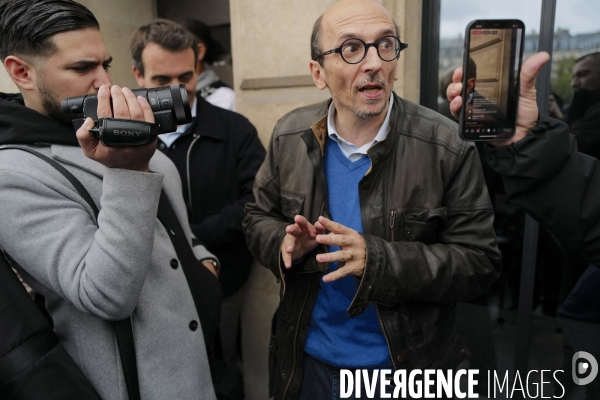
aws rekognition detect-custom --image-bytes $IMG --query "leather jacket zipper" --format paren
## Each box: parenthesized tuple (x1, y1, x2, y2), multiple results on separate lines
(277, 253, 286, 299)
(389, 209, 398, 242)
(282, 274, 312, 400)
(280, 201, 326, 397)
(281, 201, 325, 397)
(376, 305, 395, 368)
(186, 134, 201, 221)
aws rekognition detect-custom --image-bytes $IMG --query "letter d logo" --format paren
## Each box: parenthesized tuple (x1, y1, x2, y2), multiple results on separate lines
(572, 351, 598, 386)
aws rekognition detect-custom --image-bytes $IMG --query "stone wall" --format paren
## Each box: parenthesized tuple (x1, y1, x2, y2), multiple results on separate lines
(231, 0, 422, 145)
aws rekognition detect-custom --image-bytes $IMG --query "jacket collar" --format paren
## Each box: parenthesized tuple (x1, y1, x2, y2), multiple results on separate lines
(367, 93, 402, 166)
(310, 93, 403, 162)
(182, 95, 226, 140)
(311, 111, 329, 156)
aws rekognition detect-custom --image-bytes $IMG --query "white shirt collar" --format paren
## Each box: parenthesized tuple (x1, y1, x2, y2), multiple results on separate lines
(327, 93, 394, 161)
(158, 96, 198, 148)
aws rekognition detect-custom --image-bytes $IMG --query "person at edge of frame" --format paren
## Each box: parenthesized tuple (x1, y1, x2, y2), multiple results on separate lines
(448, 49, 600, 400)
(447, 51, 600, 271)
(568, 52, 600, 161)
(0, 1, 219, 399)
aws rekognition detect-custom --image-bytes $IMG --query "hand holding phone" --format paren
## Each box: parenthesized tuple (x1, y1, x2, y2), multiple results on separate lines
(448, 53, 551, 147)
(458, 20, 525, 141)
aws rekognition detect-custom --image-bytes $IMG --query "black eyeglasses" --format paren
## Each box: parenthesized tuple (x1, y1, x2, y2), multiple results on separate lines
(315, 36, 408, 64)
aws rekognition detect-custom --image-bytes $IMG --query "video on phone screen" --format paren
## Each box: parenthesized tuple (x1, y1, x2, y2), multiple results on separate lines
(464, 27, 522, 135)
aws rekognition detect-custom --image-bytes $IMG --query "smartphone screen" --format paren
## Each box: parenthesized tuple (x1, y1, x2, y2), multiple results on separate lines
(459, 20, 525, 141)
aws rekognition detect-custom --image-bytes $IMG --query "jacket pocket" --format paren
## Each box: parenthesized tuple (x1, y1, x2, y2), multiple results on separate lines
(281, 190, 305, 220)
(395, 207, 449, 244)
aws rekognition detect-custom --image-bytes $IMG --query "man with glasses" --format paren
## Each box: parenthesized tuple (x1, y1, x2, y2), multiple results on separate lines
(243, 0, 501, 398)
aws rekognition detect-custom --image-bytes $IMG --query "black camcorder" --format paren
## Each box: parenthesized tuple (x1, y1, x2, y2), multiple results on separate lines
(61, 84, 192, 147)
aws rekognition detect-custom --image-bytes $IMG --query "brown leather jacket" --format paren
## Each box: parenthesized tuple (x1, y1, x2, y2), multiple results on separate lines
(243, 93, 502, 400)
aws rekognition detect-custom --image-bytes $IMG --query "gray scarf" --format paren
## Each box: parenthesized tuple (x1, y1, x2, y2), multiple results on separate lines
(195, 69, 220, 95)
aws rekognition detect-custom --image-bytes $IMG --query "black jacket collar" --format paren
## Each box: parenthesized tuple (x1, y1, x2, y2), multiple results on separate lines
(182, 95, 226, 140)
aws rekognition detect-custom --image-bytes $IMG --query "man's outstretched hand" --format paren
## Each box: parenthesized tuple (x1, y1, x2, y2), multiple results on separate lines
(281, 215, 326, 269)
(446, 52, 551, 146)
(314, 217, 367, 283)
(280, 216, 367, 283)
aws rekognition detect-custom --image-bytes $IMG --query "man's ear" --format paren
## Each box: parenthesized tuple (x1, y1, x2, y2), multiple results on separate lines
(132, 65, 145, 87)
(310, 60, 328, 90)
(467, 77, 476, 92)
(4, 55, 37, 91)
(197, 43, 207, 64)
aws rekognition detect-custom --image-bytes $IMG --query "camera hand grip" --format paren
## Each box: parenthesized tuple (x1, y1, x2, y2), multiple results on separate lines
(89, 118, 160, 147)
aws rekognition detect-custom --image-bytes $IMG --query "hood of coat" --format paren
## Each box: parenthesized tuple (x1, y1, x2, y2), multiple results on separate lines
(0, 93, 79, 146)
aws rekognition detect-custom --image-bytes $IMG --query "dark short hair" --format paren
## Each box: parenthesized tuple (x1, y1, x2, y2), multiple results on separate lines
(310, 15, 324, 64)
(177, 18, 226, 65)
(467, 57, 477, 80)
(310, 14, 401, 66)
(576, 52, 600, 70)
(130, 19, 199, 76)
(0, 0, 99, 61)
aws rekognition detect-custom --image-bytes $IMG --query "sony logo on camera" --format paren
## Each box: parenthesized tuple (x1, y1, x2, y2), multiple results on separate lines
(113, 130, 144, 137)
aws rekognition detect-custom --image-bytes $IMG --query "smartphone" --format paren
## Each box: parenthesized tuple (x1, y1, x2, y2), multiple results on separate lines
(459, 20, 525, 141)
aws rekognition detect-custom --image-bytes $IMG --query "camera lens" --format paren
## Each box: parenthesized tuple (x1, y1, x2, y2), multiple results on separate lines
(170, 84, 191, 123)
(61, 95, 86, 115)
(62, 83, 192, 131)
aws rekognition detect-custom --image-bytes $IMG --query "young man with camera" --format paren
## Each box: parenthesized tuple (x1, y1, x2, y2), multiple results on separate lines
(0, 1, 217, 399)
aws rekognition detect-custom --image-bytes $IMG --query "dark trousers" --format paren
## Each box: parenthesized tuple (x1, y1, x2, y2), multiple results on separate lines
(298, 353, 397, 400)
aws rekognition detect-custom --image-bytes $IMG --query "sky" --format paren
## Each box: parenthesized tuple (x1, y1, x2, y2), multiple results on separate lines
(440, 0, 600, 39)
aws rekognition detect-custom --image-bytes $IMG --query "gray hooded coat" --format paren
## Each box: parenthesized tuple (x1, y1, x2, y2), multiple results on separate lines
(0, 93, 217, 400)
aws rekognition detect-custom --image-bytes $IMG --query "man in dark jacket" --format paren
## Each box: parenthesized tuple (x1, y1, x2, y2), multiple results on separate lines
(242, 1, 501, 398)
(130, 19, 266, 365)
(447, 51, 600, 267)
(448, 49, 600, 400)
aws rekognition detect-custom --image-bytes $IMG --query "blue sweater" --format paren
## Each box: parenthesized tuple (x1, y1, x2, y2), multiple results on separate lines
(304, 140, 391, 368)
